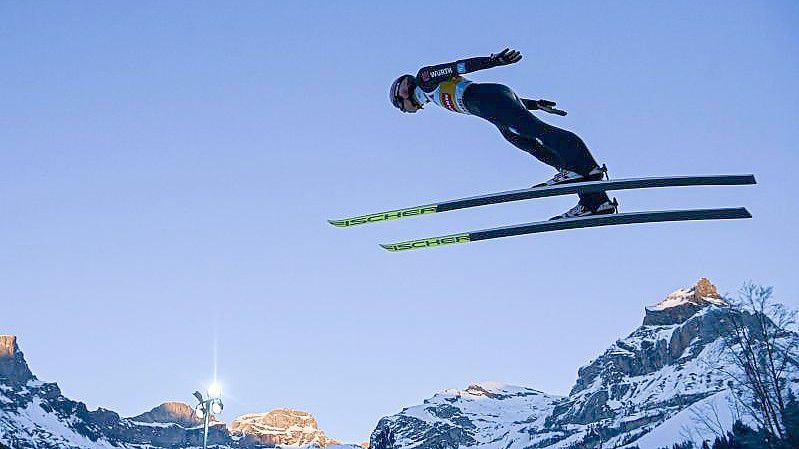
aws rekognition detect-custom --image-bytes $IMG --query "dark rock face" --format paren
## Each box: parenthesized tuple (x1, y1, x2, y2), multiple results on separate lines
(644, 302, 706, 325)
(372, 415, 477, 449)
(557, 306, 729, 433)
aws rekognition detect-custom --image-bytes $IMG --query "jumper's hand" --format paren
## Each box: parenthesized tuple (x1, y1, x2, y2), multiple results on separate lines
(534, 99, 567, 116)
(489, 48, 522, 67)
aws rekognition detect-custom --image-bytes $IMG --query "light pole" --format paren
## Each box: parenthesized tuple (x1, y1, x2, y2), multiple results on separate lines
(193, 383, 224, 449)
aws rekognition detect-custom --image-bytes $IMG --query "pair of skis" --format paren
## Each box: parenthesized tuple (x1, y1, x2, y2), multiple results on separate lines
(329, 174, 756, 251)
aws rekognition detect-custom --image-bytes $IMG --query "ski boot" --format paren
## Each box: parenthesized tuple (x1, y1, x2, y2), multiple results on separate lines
(549, 197, 619, 221)
(534, 164, 608, 188)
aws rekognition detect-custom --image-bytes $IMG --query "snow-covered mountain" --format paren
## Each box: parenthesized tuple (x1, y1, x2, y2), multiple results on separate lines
(0, 335, 353, 448)
(369, 278, 799, 449)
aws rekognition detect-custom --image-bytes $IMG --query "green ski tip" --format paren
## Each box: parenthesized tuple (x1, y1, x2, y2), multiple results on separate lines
(380, 234, 471, 252)
(329, 205, 439, 228)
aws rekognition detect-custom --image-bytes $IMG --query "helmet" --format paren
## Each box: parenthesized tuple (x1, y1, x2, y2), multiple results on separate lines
(389, 74, 421, 112)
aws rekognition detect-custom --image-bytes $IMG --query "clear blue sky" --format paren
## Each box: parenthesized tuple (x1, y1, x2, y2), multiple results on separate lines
(2, 1, 797, 443)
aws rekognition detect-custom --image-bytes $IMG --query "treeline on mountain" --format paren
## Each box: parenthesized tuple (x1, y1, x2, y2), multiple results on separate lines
(637, 411, 799, 448)
(641, 410, 799, 448)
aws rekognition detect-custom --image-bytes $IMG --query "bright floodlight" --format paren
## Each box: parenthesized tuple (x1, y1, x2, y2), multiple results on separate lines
(195, 404, 205, 419)
(211, 401, 223, 414)
(207, 383, 222, 399)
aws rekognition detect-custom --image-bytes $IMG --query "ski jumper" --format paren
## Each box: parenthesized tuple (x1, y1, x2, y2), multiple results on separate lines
(413, 57, 609, 208)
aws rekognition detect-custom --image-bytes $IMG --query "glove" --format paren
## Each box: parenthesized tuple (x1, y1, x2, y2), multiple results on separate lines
(537, 99, 567, 116)
(489, 48, 522, 67)
(522, 98, 567, 116)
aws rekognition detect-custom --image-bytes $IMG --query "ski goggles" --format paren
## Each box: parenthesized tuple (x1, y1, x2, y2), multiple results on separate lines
(390, 75, 421, 113)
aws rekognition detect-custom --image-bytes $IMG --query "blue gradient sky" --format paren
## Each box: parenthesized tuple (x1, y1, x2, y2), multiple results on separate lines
(2, 1, 798, 443)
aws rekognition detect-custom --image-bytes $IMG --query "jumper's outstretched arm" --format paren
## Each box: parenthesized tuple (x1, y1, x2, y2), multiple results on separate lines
(416, 48, 522, 92)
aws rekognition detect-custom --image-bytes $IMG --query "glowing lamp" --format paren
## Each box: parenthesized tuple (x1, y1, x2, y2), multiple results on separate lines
(207, 383, 222, 399)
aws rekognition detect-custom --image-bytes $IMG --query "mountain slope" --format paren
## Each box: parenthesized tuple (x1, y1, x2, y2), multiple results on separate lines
(370, 278, 799, 449)
(0, 335, 124, 448)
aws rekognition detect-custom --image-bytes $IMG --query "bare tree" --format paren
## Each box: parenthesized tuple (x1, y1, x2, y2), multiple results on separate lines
(714, 283, 799, 447)
(685, 395, 735, 442)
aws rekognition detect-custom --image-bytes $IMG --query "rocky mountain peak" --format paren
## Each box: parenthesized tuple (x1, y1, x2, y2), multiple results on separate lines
(0, 335, 34, 385)
(131, 401, 204, 428)
(643, 278, 727, 325)
(694, 277, 722, 299)
(230, 408, 337, 446)
(0, 336, 15, 358)
(461, 382, 505, 398)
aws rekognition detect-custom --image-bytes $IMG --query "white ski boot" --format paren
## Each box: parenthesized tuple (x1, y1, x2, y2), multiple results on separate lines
(534, 164, 608, 188)
(549, 197, 618, 221)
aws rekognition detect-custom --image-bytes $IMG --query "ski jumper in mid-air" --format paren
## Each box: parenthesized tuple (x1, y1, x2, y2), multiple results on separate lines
(389, 48, 617, 220)
(328, 52, 754, 248)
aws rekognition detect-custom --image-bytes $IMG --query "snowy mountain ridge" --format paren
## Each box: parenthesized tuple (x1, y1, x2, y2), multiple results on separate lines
(369, 278, 799, 449)
(646, 277, 726, 312)
(0, 335, 352, 448)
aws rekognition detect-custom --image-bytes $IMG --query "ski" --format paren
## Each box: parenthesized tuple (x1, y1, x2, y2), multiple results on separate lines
(379, 207, 752, 252)
(329, 174, 756, 228)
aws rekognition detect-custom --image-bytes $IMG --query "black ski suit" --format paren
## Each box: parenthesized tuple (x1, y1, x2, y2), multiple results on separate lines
(414, 56, 609, 208)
